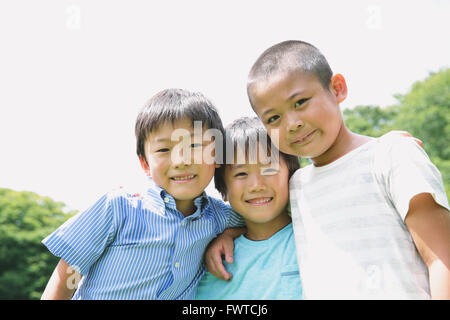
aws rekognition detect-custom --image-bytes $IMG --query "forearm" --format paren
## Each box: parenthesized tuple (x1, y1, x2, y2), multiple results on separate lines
(222, 226, 246, 239)
(41, 259, 78, 300)
(428, 260, 450, 300)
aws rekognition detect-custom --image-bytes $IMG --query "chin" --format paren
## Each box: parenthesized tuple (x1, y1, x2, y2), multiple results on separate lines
(248, 214, 277, 224)
(171, 190, 200, 200)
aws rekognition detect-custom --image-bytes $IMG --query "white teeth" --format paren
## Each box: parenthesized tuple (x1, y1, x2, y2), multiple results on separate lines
(172, 175, 195, 181)
(247, 198, 272, 204)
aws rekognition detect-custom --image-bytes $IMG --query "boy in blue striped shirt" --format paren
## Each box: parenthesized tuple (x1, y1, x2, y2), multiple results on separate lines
(41, 88, 244, 300)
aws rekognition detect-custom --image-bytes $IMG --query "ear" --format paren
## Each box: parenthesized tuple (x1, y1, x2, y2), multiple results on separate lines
(330, 74, 347, 103)
(139, 156, 151, 177)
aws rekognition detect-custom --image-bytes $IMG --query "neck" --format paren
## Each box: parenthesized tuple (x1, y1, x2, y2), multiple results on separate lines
(245, 212, 292, 241)
(175, 199, 196, 217)
(312, 125, 372, 167)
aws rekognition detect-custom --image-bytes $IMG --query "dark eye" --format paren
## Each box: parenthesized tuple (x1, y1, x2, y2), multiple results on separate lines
(190, 143, 202, 148)
(157, 148, 170, 153)
(295, 98, 308, 108)
(234, 172, 247, 177)
(267, 115, 280, 124)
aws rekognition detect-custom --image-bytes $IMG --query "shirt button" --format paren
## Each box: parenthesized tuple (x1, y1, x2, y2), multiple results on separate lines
(181, 221, 185, 227)
(174, 262, 180, 268)
(164, 197, 170, 203)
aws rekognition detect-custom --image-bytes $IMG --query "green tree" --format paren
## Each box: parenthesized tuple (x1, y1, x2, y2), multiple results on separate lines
(343, 68, 450, 197)
(343, 104, 398, 137)
(393, 68, 450, 160)
(0, 188, 76, 299)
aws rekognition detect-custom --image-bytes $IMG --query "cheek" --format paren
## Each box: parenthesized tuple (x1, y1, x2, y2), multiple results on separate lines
(149, 161, 167, 180)
(225, 181, 243, 204)
(278, 183, 289, 203)
(227, 191, 241, 210)
(317, 101, 342, 128)
(277, 133, 295, 155)
(275, 174, 289, 194)
(265, 126, 291, 155)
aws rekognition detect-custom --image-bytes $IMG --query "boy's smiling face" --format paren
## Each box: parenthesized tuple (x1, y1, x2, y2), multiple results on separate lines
(249, 71, 348, 166)
(140, 118, 218, 210)
(224, 157, 289, 226)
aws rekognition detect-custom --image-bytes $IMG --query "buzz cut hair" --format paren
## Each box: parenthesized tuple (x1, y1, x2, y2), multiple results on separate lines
(247, 40, 333, 105)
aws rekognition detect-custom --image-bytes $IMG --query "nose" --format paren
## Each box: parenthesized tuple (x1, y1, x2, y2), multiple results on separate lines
(248, 173, 266, 193)
(171, 144, 191, 168)
(286, 114, 304, 132)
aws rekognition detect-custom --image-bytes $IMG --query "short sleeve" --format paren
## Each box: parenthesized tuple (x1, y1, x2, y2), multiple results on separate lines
(208, 198, 245, 234)
(226, 207, 245, 228)
(42, 193, 116, 275)
(375, 136, 449, 221)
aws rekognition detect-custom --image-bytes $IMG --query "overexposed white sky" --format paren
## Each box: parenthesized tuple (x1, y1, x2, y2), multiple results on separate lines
(1, 0, 449, 211)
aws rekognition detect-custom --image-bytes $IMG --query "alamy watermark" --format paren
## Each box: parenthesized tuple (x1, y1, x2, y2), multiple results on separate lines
(150, 121, 281, 168)
(66, 4, 82, 30)
(366, 5, 382, 30)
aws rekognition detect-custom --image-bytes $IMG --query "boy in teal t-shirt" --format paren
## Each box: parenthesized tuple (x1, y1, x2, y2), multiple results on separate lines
(195, 117, 302, 300)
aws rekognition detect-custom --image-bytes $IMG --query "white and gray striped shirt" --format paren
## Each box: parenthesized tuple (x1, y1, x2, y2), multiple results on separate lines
(289, 135, 449, 299)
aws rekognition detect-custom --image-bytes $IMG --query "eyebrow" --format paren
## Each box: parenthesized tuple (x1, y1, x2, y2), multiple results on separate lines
(153, 132, 198, 143)
(153, 138, 171, 143)
(261, 108, 275, 117)
(287, 90, 305, 102)
(230, 164, 246, 170)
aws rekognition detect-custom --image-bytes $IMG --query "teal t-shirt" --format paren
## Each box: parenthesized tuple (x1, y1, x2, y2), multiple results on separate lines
(195, 223, 302, 300)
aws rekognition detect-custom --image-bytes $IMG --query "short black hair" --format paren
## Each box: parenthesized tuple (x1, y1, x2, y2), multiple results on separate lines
(247, 40, 333, 106)
(214, 117, 300, 199)
(135, 88, 224, 163)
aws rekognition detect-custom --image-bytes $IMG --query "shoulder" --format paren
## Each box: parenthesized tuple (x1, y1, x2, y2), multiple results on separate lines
(204, 196, 233, 222)
(289, 164, 311, 188)
(375, 135, 431, 165)
(377, 134, 424, 153)
(106, 185, 143, 203)
(101, 185, 151, 215)
(205, 196, 231, 213)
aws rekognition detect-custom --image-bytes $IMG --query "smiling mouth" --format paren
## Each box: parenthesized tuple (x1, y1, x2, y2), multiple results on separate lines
(293, 130, 317, 145)
(245, 197, 273, 206)
(170, 174, 197, 182)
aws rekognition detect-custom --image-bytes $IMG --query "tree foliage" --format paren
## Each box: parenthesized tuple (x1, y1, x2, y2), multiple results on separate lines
(0, 188, 76, 299)
(344, 68, 450, 197)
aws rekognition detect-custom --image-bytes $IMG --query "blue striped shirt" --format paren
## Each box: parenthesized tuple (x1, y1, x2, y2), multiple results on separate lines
(42, 179, 243, 300)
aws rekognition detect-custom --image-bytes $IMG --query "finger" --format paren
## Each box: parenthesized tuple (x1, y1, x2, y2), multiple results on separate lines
(208, 249, 231, 281)
(213, 249, 232, 280)
(216, 259, 232, 281)
(223, 241, 235, 264)
(413, 137, 423, 147)
(206, 250, 221, 274)
(398, 131, 412, 138)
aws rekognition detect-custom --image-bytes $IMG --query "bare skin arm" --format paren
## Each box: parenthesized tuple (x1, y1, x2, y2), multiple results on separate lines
(204, 227, 246, 280)
(405, 193, 450, 300)
(41, 259, 80, 300)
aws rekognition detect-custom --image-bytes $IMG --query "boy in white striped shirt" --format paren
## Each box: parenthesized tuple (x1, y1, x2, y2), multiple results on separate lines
(209, 40, 450, 299)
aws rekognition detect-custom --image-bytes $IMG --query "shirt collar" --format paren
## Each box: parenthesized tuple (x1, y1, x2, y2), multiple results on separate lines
(146, 177, 210, 213)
